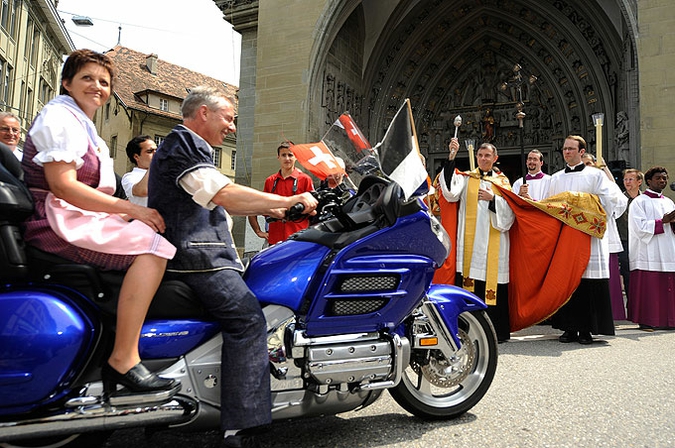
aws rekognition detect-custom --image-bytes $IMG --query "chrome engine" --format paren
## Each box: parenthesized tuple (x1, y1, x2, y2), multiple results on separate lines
(264, 305, 410, 419)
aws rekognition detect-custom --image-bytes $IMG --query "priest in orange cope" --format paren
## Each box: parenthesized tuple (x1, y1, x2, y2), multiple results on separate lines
(433, 137, 612, 337)
(436, 138, 514, 342)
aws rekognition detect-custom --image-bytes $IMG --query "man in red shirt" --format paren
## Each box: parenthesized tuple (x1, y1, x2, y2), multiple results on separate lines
(248, 141, 314, 245)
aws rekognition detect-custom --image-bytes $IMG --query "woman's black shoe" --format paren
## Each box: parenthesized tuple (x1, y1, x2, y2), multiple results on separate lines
(102, 362, 179, 394)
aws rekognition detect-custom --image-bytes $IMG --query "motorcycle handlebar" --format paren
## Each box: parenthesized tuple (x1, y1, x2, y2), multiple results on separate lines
(266, 189, 339, 223)
(285, 202, 306, 221)
(265, 201, 307, 223)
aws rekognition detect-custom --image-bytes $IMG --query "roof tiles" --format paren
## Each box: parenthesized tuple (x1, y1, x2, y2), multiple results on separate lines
(105, 45, 238, 119)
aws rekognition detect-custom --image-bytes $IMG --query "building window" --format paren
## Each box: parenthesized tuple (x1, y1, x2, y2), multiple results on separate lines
(1, 0, 9, 31)
(19, 80, 24, 121)
(159, 98, 169, 111)
(154, 135, 165, 147)
(105, 102, 110, 120)
(9, 0, 17, 38)
(24, 18, 32, 59)
(0, 58, 11, 106)
(230, 150, 236, 170)
(38, 77, 50, 105)
(0, 59, 4, 101)
(213, 148, 221, 168)
(30, 27, 40, 67)
(4, 64, 11, 104)
(110, 135, 117, 158)
(26, 87, 33, 124)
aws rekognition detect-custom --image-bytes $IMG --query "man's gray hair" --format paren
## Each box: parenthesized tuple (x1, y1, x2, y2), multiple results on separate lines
(181, 86, 234, 119)
(0, 111, 19, 122)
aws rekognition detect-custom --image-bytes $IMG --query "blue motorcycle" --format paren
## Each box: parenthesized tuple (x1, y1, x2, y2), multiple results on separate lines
(0, 143, 497, 447)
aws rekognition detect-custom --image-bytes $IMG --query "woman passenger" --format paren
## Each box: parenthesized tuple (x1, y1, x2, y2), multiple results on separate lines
(21, 49, 177, 395)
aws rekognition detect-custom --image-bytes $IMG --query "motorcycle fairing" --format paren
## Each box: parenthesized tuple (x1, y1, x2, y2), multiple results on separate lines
(244, 240, 331, 310)
(0, 286, 98, 415)
(426, 283, 488, 347)
(139, 319, 221, 359)
(302, 212, 445, 337)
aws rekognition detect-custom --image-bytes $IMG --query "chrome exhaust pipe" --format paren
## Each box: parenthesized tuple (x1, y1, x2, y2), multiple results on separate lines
(0, 396, 197, 442)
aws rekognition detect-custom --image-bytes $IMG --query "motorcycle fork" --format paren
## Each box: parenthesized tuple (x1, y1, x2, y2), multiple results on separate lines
(412, 300, 461, 353)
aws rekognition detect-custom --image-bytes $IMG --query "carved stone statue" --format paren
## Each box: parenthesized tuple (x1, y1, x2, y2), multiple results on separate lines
(482, 108, 496, 142)
(615, 111, 629, 151)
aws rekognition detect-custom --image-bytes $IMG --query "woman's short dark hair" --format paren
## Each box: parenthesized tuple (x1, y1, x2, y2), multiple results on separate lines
(60, 49, 115, 95)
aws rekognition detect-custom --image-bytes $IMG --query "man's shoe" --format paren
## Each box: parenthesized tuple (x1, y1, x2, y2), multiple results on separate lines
(558, 331, 578, 343)
(222, 435, 261, 448)
(577, 331, 593, 345)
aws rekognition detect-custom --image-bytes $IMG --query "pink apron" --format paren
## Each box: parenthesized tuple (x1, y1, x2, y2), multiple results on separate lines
(24, 99, 176, 267)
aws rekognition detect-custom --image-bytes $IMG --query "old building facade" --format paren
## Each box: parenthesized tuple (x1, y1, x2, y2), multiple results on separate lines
(216, 0, 674, 249)
(0, 0, 73, 134)
(98, 46, 239, 178)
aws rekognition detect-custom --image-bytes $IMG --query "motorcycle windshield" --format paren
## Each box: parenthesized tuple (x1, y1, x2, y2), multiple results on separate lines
(296, 99, 430, 201)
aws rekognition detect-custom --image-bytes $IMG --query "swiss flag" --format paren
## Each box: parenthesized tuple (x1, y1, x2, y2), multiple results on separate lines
(290, 141, 345, 180)
(336, 113, 371, 152)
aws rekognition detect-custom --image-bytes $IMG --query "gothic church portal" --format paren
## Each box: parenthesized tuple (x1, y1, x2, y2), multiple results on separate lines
(216, 0, 672, 249)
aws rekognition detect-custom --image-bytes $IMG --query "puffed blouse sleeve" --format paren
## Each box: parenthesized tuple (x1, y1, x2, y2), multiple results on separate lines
(29, 105, 89, 169)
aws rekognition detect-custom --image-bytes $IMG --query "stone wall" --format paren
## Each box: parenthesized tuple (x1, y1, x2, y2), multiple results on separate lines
(637, 0, 675, 199)
(228, 0, 326, 252)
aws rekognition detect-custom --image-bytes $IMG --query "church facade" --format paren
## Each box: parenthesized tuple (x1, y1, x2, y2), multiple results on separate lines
(214, 0, 673, 248)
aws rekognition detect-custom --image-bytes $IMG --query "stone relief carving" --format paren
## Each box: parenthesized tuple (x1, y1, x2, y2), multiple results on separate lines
(352, 0, 633, 172)
(369, 3, 613, 160)
(321, 71, 365, 131)
(615, 111, 629, 151)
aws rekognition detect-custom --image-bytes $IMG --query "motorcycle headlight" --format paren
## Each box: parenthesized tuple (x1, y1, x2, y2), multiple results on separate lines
(429, 214, 451, 260)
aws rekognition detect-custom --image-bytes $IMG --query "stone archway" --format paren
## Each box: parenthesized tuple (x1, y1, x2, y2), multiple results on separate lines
(220, 0, 651, 250)
(311, 0, 636, 182)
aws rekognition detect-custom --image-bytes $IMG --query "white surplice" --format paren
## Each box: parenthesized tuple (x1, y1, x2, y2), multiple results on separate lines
(546, 166, 627, 279)
(511, 173, 552, 201)
(628, 191, 675, 272)
(439, 169, 514, 283)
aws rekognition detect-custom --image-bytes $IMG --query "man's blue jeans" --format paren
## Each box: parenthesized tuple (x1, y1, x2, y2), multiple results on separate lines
(169, 268, 272, 431)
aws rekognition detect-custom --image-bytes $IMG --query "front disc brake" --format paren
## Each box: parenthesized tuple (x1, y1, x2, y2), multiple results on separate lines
(415, 328, 476, 388)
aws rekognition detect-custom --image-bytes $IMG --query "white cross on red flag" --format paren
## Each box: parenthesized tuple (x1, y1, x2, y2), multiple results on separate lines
(336, 113, 371, 151)
(290, 141, 345, 180)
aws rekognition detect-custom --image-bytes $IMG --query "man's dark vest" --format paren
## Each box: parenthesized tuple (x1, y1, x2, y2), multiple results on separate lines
(148, 125, 243, 273)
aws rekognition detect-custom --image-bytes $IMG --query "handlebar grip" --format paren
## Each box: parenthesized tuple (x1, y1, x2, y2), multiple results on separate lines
(286, 202, 305, 220)
(265, 202, 306, 223)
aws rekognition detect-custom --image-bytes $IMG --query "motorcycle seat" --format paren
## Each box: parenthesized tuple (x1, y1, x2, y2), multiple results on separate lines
(26, 245, 208, 319)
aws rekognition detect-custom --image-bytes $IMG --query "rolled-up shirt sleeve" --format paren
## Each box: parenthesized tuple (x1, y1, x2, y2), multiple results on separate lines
(178, 167, 231, 210)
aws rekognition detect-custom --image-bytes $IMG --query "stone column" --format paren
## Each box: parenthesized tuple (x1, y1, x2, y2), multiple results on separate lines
(637, 1, 675, 200)
(219, 1, 261, 252)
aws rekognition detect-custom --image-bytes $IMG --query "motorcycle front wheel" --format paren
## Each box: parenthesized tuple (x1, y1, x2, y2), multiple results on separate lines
(389, 310, 498, 420)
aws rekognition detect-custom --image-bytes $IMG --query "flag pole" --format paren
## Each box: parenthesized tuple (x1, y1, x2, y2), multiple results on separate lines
(407, 99, 430, 181)
(406, 99, 421, 155)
